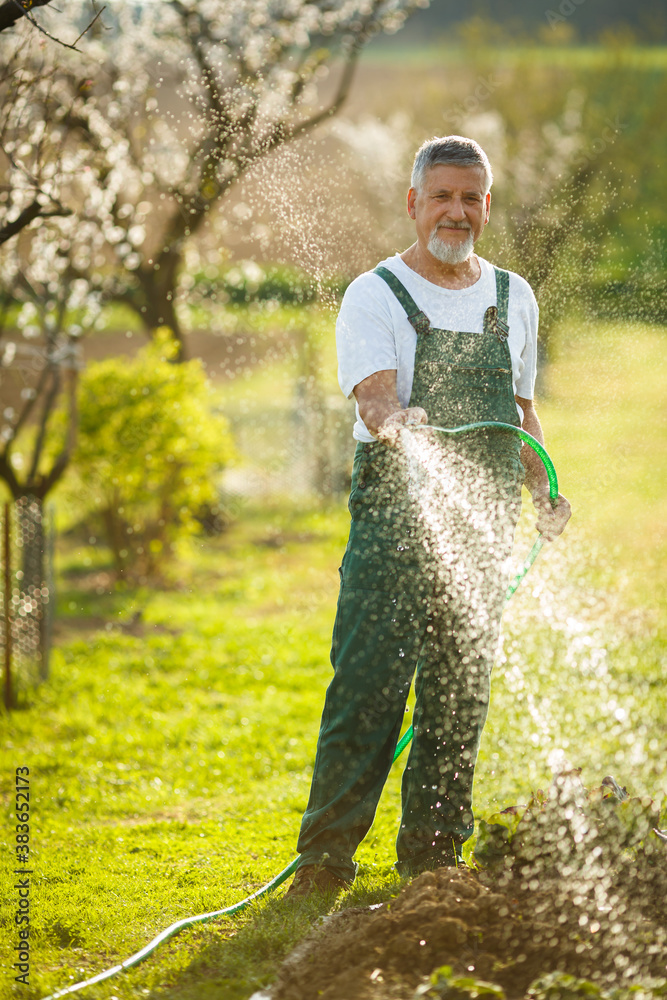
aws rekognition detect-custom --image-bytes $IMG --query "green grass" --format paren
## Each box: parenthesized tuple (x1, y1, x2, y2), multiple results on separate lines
(541, 319, 667, 599)
(1, 318, 665, 1000)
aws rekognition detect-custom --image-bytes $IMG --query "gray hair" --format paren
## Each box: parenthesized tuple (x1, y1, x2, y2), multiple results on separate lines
(411, 136, 493, 194)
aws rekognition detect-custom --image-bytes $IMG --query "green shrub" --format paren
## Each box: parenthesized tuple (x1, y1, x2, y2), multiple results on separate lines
(192, 260, 350, 305)
(65, 329, 235, 578)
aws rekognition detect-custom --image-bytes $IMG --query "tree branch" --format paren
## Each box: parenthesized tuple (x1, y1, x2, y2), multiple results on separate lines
(0, 450, 20, 498)
(0, 0, 107, 51)
(0, 133, 75, 243)
(0, 199, 73, 245)
(171, 0, 229, 125)
(284, 45, 360, 141)
(0, 0, 52, 33)
(160, 37, 360, 250)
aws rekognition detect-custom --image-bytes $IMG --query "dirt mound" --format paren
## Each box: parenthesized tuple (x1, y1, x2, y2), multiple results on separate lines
(272, 861, 665, 999)
(271, 777, 666, 1000)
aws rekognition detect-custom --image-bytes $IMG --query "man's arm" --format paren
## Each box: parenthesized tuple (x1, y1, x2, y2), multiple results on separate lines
(515, 395, 571, 541)
(353, 369, 427, 444)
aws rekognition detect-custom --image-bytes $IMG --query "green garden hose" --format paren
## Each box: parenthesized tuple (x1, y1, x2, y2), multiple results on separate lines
(41, 860, 300, 1000)
(40, 421, 558, 1000)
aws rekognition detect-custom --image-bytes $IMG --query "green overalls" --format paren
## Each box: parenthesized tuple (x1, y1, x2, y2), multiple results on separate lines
(296, 266, 524, 880)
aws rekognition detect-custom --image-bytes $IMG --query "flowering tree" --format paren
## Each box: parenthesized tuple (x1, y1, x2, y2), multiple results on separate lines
(0, 0, 106, 246)
(0, 43, 73, 246)
(21, 0, 427, 357)
(0, 24, 105, 502)
(0, 0, 428, 507)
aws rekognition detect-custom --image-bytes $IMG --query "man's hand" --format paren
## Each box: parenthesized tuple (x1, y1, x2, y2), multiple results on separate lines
(531, 491, 572, 541)
(353, 370, 429, 444)
(515, 396, 572, 542)
(377, 406, 428, 446)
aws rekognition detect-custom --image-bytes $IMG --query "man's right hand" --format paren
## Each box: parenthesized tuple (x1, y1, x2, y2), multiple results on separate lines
(377, 407, 429, 446)
(354, 370, 429, 444)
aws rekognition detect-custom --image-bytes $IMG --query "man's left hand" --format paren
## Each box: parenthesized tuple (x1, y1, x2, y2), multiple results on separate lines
(531, 492, 572, 541)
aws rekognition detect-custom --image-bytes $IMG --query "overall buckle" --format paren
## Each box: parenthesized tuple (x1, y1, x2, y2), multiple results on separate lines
(484, 305, 509, 343)
(496, 317, 509, 343)
(409, 310, 431, 336)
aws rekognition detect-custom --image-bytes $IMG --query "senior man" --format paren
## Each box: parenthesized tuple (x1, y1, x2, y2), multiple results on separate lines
(286, 135, 571, 898)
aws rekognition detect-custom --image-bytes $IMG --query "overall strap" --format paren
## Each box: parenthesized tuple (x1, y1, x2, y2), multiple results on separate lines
(373, 266, 431, 336)
(493, 266, 510, 339)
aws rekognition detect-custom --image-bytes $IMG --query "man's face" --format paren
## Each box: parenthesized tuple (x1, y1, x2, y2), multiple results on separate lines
(407, 163, 491, 265)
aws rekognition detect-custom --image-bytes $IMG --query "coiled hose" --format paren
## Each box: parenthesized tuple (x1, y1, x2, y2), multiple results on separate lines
(41, 421, 558, 1000)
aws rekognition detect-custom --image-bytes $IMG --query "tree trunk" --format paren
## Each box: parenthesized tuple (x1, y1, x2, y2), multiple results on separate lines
(136, 255, 188, 361)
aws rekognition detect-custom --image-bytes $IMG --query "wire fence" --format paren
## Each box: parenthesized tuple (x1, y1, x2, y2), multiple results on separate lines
(1, 497, 55, 709)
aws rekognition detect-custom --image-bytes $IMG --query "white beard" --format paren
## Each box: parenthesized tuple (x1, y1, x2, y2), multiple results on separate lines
(427, 225, 474, 265)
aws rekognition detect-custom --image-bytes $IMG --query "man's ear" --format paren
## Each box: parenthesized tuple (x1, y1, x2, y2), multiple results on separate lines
(407, 187, 417, 220)
(484, 190, 491, 225)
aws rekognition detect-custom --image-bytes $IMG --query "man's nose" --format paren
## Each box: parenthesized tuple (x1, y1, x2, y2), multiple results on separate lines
(446, 197, 466, 220)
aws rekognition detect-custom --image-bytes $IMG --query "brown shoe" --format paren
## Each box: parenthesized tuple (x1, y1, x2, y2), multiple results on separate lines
(284, 864, 351, 900)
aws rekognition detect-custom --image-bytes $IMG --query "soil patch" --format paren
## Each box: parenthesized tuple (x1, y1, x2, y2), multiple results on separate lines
(271, 859, 666, 1000)
(270, 777, 666, 1000)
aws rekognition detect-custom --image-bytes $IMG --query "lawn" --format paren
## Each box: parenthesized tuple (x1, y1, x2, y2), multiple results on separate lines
(0, 317, 665, 1000)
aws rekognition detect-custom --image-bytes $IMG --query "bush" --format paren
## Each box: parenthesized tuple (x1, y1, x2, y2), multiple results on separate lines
(192, 260, 350, 306)
(65, 330, 235, 578)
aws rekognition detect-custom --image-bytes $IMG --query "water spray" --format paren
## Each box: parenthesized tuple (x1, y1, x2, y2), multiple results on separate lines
(39, 422, 559, 1000)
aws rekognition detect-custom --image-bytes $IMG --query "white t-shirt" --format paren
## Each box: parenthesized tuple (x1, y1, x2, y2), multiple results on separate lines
(336, 254, 539, 443)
